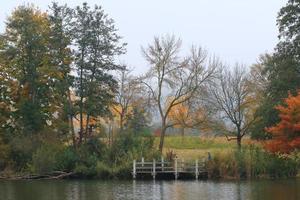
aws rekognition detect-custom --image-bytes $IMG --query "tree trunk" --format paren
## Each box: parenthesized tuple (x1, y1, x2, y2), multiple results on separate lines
(119, 113, 124, 133)
(79, 100, 83, 144)
(79, 48, 84, 145)
(84, 114, 90, 142)
(237, 128, 242, 150)
(159, 126, 167, 153)
(237, 136, 241, 149)
(108, 123, 112, 147)
(67, 90, 76, 147)
(181, 127, 185, 143)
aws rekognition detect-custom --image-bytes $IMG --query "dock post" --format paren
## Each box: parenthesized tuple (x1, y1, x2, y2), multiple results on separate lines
(195, 159, 199, 180)
(152, 159, 156, 179)
(161, 156, 164, 171)
(133, 159, 136, 179)
(174, 158, 178, 180)
(142, 157, 144, 167)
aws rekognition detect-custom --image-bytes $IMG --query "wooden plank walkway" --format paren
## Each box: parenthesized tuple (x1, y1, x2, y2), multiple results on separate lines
(132, 157, 207, 180)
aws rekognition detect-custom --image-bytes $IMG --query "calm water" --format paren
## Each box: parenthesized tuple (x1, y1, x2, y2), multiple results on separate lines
(0, 179, 299, 200)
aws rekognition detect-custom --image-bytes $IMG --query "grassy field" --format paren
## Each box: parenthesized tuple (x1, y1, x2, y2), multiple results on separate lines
(153, 136, 299, 179)
(156, 136, 257, 160)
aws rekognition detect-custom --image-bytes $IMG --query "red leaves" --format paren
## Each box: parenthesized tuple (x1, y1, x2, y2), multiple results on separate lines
(265, 91, 300, 153)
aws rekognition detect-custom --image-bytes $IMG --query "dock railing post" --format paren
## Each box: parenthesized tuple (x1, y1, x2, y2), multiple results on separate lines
(152, 159, 156, 179)
(195, 159, 199, 180)
(133, 159, 136, 179)
(161, 156, 164, 171)
(142, 157, 144, 167)
(174, 158, 178, 180)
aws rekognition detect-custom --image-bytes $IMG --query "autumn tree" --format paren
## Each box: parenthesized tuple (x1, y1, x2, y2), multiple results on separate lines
(142, 35, 217, 152)
(265, 91, 300, 153)
(209, 65, 255, 148)
(168, 99, 212, 138)
(0, 47, 15, 135)
(0, 5, 76, 169)
(72, 3, 125, 144)
(0, 6, 56, 135)
(251, 0, 300, 139)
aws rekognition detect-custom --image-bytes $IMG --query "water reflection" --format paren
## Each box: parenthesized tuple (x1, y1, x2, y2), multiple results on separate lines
(0, 179, 299, 200)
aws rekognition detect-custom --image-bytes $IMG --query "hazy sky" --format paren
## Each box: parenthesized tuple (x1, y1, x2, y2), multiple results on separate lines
(0, 0, 287, 74)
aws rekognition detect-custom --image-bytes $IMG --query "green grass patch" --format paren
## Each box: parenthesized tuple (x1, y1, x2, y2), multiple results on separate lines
(156, 136, 236, 149)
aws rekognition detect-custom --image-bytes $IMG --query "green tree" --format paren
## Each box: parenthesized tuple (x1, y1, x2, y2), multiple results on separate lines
(277, 0, 300, 58)
(125, 105, 150, 135)
(48, 2, 75, 142)
(250, 1, 300, 139)
(72, 3, 125, 144)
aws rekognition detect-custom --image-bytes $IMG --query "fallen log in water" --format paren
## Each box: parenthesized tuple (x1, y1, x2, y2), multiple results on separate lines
(0, 171, 75, 180)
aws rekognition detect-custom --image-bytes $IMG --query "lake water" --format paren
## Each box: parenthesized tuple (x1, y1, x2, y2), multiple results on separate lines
(0, 179, 299, 200)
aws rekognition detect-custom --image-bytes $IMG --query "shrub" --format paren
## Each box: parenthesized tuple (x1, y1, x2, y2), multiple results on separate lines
(74, 163, 97, 177)
(70, 137, 107, 177)
(107, 133, 160, 165)
(0, 137, 10, 170)
(266, 153, 298, 178)
(31, 145, 59, 174)
(10, 136, 39, 171)
(56, 146, 78, 172)
(95, 161, 112, 178)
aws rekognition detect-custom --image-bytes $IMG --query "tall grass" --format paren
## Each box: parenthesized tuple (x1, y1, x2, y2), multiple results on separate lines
(206, 145, 299, 179)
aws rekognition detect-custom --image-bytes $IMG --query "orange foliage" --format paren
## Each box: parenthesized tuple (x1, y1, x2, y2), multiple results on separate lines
(168, 103, 191, 128)
(265, 91, 300, 153)
(168, 99, 208, 130)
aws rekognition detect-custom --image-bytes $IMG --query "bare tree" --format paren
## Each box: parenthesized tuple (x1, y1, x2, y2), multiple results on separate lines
(141, 35, 217, 152)
(209, 65, 256, 149)
(113, 66, 143, 132)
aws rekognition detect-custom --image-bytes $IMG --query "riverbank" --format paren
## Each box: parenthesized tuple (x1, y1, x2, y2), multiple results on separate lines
(1, 136, 299, 181)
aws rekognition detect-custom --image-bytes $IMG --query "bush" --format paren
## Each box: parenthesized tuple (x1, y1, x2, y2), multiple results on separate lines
(9, 136, 39, 171)
(56, 146, 78, 172)
(95, 161, 112, 178)
(107, 133, 160, 165)
(0, 137, 10, 170)
(74, 163, 97, 177)
(70, 137, 107, 177)
(266, 153, 298, 178)
(31, 145, 59, 174)
(93, 133, 160, 178)
(95, 161, 132, 179)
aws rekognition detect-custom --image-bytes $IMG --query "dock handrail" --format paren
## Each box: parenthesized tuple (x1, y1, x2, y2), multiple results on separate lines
(132, 157, 206, 179)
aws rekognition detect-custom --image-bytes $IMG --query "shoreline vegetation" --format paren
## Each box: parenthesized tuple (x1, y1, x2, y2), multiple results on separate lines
(0, 136, 299, 181)
(1, 1, 300, 182)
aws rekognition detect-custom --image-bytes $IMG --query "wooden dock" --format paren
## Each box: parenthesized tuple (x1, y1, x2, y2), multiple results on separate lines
(132, 157, 207, 180)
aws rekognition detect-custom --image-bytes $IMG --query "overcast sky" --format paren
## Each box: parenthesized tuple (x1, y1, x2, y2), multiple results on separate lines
(0, 0, 287, 74)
